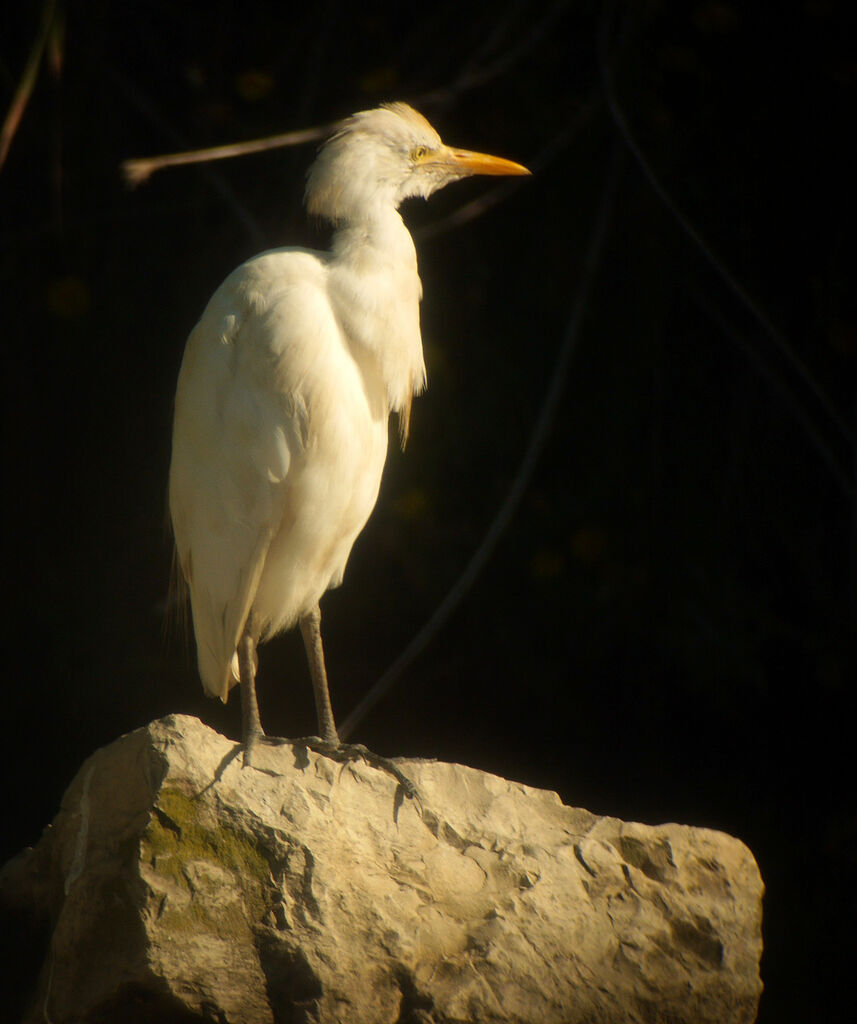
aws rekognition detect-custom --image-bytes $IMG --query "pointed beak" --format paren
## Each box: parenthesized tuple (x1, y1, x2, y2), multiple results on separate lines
(435, 146, 531, 177)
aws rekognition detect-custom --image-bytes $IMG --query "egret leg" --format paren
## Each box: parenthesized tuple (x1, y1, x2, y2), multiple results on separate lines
(299, 604, 339, 744)
(238, 610, 264, 766)
(296, 603, 420, 806)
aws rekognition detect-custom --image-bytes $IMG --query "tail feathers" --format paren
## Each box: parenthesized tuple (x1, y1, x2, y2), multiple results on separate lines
(195, 637, 257, 704)
(196, 637, 238, 703)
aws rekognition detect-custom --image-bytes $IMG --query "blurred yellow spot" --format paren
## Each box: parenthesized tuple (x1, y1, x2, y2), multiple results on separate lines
(692, 3, 741, 32)
(570, 526, 607, 565)
(184, 63, 206, 89)
(47, 275, 90, 319)
(530, 548, 565, 579)
(828, 320, 857, 356)
(235, 70, 275, 102)
(359, 66, 399, 94)
(392, 487, 429, 520)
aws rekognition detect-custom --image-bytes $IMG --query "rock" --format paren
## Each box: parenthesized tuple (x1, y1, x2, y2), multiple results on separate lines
(1, 715, 763, 1023)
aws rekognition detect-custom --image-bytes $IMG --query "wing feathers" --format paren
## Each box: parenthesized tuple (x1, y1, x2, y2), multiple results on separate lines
(169, 262, 316, 698)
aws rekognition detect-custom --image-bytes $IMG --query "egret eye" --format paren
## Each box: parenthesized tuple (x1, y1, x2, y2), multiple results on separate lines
(411, 145, 429, 161)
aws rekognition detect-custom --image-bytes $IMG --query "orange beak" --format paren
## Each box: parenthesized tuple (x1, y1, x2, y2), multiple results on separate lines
(434, 146, 531, 177)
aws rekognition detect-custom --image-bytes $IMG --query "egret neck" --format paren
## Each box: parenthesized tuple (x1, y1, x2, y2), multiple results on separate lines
(327, 207, 426, 443)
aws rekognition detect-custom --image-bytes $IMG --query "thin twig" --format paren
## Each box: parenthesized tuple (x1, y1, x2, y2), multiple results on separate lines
(692, 285, 853, 498)
(120, 1, 571, 190)
(108, 65, 264, 242)
(339, 139, 626, 741)
(418, 91, 600, 241)
(598, 3, 853, 452)
(121, 124, 329, 188)
(0, 0, 60, 171)
(416, 0, 573, 106)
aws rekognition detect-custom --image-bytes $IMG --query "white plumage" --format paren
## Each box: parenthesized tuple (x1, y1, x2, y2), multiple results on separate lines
(168, 102, 528, 752)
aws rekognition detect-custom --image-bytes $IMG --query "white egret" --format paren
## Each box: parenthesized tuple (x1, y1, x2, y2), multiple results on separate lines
(168, 102, 529, 767)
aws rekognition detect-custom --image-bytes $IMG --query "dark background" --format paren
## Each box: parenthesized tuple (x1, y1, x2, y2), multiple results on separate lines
(2, 1, 854, 1020)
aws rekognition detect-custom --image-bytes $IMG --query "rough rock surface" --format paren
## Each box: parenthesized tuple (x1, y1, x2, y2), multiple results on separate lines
(1, 715, 763, 1023)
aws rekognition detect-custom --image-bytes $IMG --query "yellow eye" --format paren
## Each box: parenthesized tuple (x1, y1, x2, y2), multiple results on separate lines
(411, 145, 429, 161)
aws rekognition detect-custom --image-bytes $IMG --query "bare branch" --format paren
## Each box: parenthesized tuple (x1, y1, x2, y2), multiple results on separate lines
(599, 3, 854, 452)
(416, 0, 573, 106)
(419, 92, 600, 241)
(121, 124, 330, 188)
(120, 1, 571, 189)
(0, 0, 61, 172)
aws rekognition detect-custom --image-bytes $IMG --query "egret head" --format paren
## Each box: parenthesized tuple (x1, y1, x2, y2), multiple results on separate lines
(305, 102, 529, 224)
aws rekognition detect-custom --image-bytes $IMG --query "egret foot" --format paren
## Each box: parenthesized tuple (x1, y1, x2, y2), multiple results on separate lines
(295, 605, 420, 806)
(241, 725, 265, 769)
(308, 738, 418, 802)
(259, 735, 420, 809)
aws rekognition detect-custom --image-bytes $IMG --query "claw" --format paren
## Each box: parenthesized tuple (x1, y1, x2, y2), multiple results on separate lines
(291, 736, 422, 812)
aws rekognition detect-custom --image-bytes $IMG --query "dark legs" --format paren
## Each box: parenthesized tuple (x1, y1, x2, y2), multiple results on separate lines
(238, 603, 337, 761)
(238, 609, 264, 766)
(236, 602, 418, 804)
(296, 602, 417, 801)
(299, 603, 339, 744)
